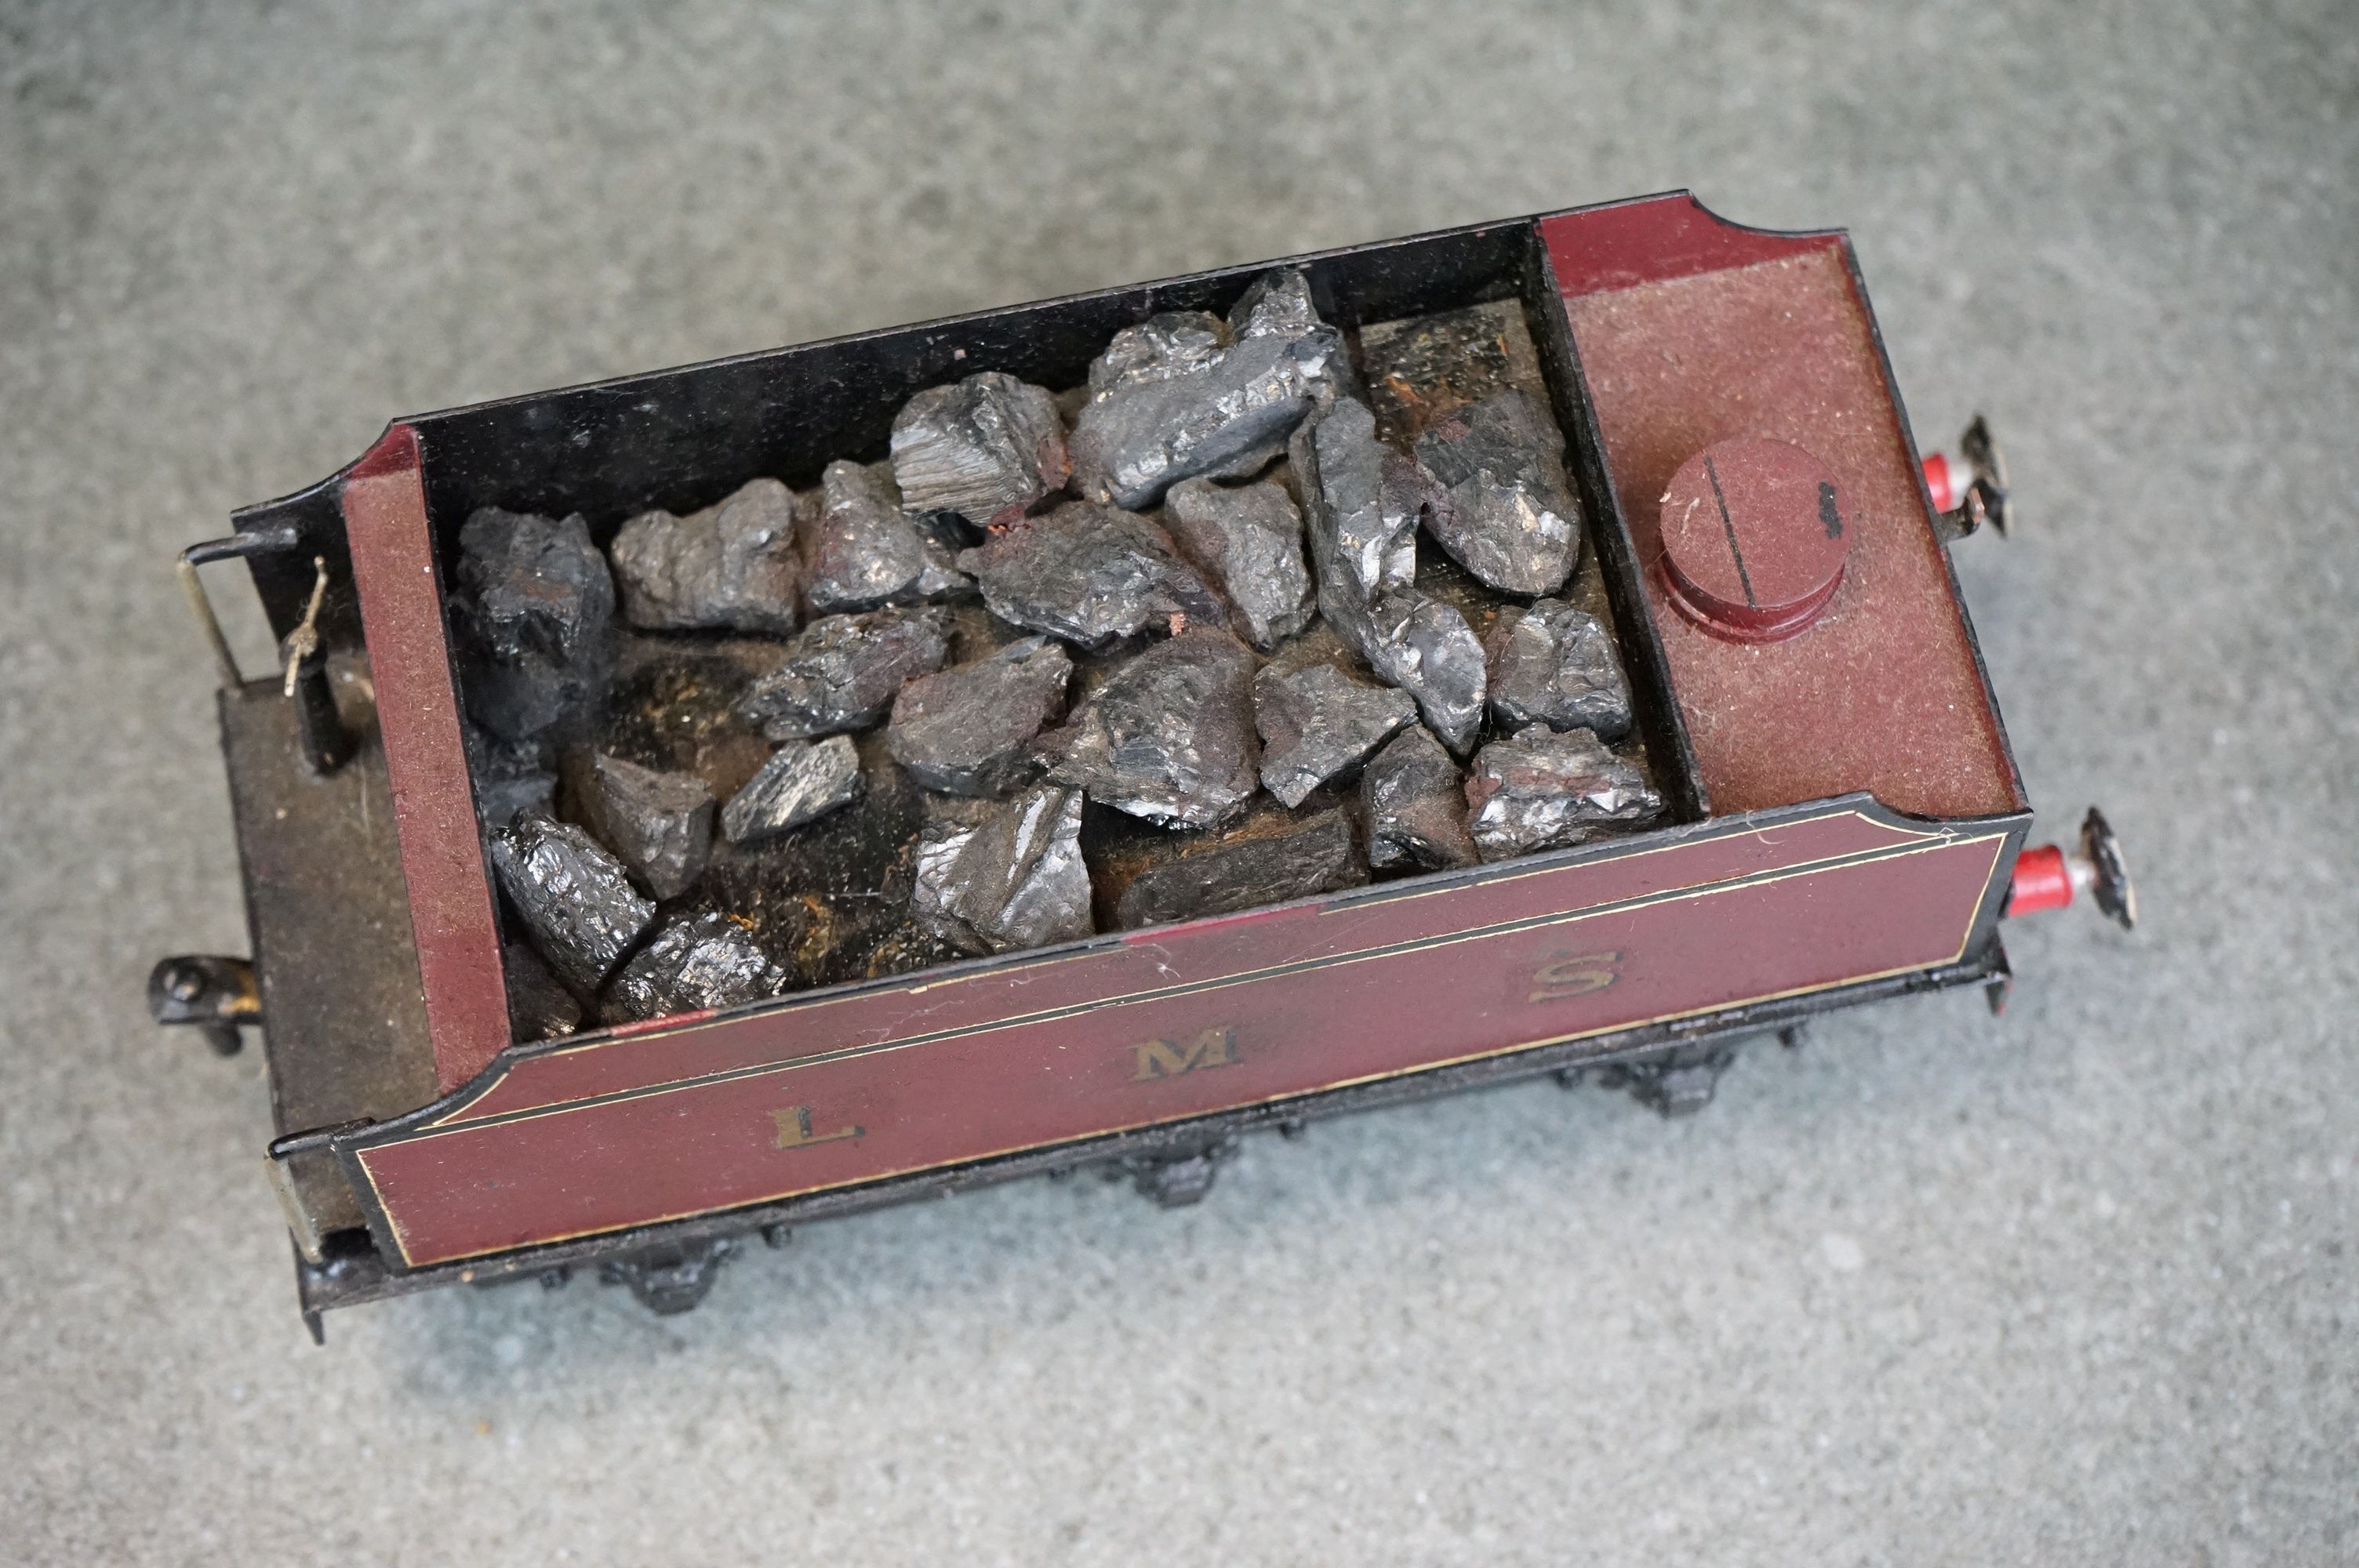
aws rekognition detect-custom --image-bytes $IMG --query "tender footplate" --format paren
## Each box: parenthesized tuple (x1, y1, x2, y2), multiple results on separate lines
(218, 677, 437, 1133)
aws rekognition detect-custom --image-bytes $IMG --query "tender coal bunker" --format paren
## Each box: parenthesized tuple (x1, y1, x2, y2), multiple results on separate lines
(449, 272, 1666, 1040)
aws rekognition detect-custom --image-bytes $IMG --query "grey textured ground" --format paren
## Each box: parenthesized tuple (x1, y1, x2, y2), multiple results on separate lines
(3, 2, 2354, 1563)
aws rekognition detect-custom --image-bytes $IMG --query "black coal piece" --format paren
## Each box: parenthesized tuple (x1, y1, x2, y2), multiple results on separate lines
(1483, 598, 1633, 741)
(1466, 728, 1660, 861)
(602, 911, 787, 1025)
(1290, 399, 1486, 752)
(886, 636, 1073, 797)
(802, 459, 969, 614)
(572, 750, 715, 901)
(736, 604, 953, 740)
(889, 371, 1070, 528)
(1253, 662, 1416, 809)
(1415, 389, 1583, 596)
(489, 808, 656, 996)
(1111, 806, 1367, 930)
(1162, 478, 1314, 653)
(452, 508, 616, 742)
(609, 477, 801, 635)
(1067, 269, 1351, 510)
(1087, 310, 1230, 397)
(955, 501, 1226, 650)
(720, 735, 864, 844)
(911, 785, 1095, 956)
(1360, 724, 1478, 872)
(1038, 626, 1261, 829)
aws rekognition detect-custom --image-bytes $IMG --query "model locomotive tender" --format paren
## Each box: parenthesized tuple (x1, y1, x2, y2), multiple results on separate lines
(152, 193, 2131, 1334)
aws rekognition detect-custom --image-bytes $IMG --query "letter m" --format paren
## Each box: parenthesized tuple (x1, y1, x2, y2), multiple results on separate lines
(1131, 1026, 1239, 1082)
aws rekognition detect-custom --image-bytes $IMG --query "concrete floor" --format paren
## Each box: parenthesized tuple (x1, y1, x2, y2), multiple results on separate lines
(3, 2, 2353, 1563)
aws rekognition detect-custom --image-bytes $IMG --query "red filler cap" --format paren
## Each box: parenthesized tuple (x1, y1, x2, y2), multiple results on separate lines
(1657, 437, 1850, 643)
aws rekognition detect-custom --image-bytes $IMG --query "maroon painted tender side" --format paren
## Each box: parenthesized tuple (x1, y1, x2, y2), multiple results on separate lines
(322, 193, 2027, 1277)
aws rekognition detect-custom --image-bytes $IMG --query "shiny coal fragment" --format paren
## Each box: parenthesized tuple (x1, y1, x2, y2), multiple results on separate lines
(572, 751, 715, 900)
(886, 636, 1073, 797)
(602, 911, 786, 1024)
(1361, 299, 1544, 443)
(1415, 390, 1583, 596)
(503, 940, 583, 1041)
(1466, 728, 1661, 861)
(1163, 479, 1313, 652)
(1483, 599, 1633, 741)
(1367, 590, 1486, 756)
(736, 604, 953, 739)
(803, 459, 969, 613)
(609, 477, 801, 635)
(1290, 400, 1485, 752)
(1253, 662, 1416, 809)
(1292, 397, 1428, 602)
(1067, 268, 1350, 509)
(467, 724, 555, 829)
(889, 371, 1069, 527)
(1313, 578, 1485, 760)
(489, 809, 656, 995)
(1111, 807, 1366, 931)
(1229, 269, 1325, 340)
(1292, 401, 1491, 750)
(721, 735, 863, 844)
(1037, 627, 1261, 829)
(954, 502, 1227, 650)
(1360, 724, 1478, 872)
(911, 785, 1094, 956)
(1089, 310, 1230, 395)
(452, 508, 616, 741)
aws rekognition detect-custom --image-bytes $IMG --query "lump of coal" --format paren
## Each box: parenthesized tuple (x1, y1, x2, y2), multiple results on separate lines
(1361, 299, 1543, 442)
(1111, 807, 1366, 930)
(1067, 268, 1350, 510)
(602, 911, 785, 1024)
(1291, 400, 1486, 753)
(1358, 591, 1487, 756)
(911, 785, 1094, 956)
(1229, 269, 1326, 340)
(1253, 662, 1416, 809)
(1361, 724, 1478, 873)
(1293, 397, 1427, 602)
(736, 604, 952, 739)
(889, 371, 1069, 527)
(1466, 728, 1661, 861)
(1163, 479, 1313, 652)
(452, 508, 616, 742)
(802, 459, 969, 614)
(1283, 398, 1481, 754)
(609, 477, 801, 635)
(571, 751, 715, 901)
(1038, 627, 1260, 829)
(503, 940, 583, 1041)
(887, 636, 1072, 797)
(467, 724, 555, 829)
(489, 809, 655, 995)
(1483, 599, 1633, 741)
(955, 502, 1227, 650)
(1415, 390, 1583, 596)
(721, 735, 863, 844)
(1089, 311, 1230, 395)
